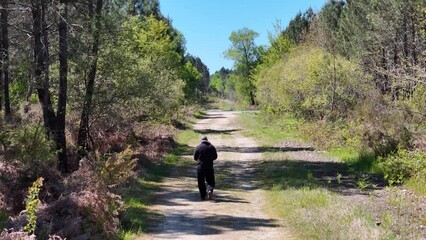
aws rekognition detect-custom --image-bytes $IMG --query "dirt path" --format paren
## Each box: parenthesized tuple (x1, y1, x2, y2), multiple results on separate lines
(142, 110, 294, 239)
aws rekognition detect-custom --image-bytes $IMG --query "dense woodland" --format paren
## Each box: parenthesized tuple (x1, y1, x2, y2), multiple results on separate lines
(0, 0, 425, 239)
(0, 0, 209, 238)
(211, 0, 426, 187)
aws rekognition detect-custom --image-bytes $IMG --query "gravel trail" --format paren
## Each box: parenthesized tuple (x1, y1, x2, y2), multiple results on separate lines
(142, 110, 293, 240)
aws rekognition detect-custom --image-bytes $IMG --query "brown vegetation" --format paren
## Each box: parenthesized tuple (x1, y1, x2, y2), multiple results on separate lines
(0, 106, 183, 239)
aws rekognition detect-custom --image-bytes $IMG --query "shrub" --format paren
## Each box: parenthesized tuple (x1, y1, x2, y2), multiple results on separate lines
(7, 124, 55, 176)
(379, 149, 426, 185)
(255, 45, 371, 120)
(408, 84, 426, 117)
(300, 119, 357, 150)
(27, 161, 125, 239)
(24, 178, 44, 235)
(0, 120, 8, 151)
(350, 93, 412, 156)
(100, 147, 137, 186)
(0, 210, 8, 230)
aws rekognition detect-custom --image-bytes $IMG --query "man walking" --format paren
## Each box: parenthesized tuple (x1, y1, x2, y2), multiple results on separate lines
(194, 136, 217, 200)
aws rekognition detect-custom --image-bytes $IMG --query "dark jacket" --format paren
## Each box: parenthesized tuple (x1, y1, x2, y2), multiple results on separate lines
(194, 141, 217, 169)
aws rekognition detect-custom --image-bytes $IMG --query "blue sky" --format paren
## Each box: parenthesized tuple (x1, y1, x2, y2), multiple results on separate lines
(160, 0, 328, 73)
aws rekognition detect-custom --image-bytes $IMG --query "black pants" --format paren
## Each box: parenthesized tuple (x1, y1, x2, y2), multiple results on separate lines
(197, 167, 215, 199)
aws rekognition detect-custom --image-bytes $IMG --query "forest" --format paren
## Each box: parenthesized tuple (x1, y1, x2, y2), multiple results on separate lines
(0, 0, 209, 238)
(211, 0, 426, 187)
(0, 0, 425, 239)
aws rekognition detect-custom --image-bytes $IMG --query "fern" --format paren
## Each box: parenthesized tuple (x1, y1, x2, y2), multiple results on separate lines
(24, 177, 44, 235)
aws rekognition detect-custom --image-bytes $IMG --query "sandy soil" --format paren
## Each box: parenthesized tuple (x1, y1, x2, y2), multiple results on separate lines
(142, 110, 294, 240)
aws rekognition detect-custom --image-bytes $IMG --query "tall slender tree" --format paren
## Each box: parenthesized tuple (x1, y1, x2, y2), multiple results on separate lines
(338, 0, 425, 97)
(310, 0, 346, 114)
(0, 7, 3, 113)
(57, 0, 69, 172)
(77, 0, 103, 157)
(1, 0, 11, 116)
(225, 28, 259, 105)
(32, 0, 56, 136)
(136, 0, 161, 19)
(283, 8, 315, 44)
(185, 54, 210, 97)
(31, 0, 69, 172)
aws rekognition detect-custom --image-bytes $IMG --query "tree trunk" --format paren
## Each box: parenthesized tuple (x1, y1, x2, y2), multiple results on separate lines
(42, 1, 50, 92)
(129, 0, 137, 15)
(57, 0, 68, 172)
(403, 15, 409, 60)
(249, 90, 255, 106)
(242, 45, 256, 106)
(0, 27, 3, 113)
(1, 1, 10, 116)
(77, 0, 103, 157)
(330, 54, 337, 113)
(32, 0, 56, 137)
(410, 15, 417, 65)
(380, 48, 390, 94)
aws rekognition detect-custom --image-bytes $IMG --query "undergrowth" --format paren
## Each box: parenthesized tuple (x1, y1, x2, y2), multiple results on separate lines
(327, 148, 378, 173)
(239, 112, 377, 173)
(120, 151, 192, 239)
(266, 187, 383, 239)
(120, 178, 162, 239)
(257, 152, 387, 239)
(119, 113, 199, 239)
(0, 210, 8, 230)
(379, 149, 426, 187)
(406, 177, 426, 195)
(240, 111, 426, 194)
(238, 112, 302, 146)
(24, 177, 44, 235)
(208, 97, 249, 111)
(239, 112, 391, 239)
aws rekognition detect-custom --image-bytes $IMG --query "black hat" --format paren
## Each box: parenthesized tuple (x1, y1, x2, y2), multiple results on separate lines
(201, 136, 208, 141)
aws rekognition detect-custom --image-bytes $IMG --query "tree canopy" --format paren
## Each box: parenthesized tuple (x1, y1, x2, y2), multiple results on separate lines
(224, 28, 260, 105)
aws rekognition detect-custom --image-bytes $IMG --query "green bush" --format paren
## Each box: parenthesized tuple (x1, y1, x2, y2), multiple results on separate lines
(379, 149, 426, 185)
(300, 119, 357, 150)
(350, 93, 413, 156)
(0, 121, 8, 150)
(0, 210, 8, 230)
(24, 177, 44, 235)
(7, 124, 55, 175)
(100, 147, 137, 186)
(255, 45, 371, 120)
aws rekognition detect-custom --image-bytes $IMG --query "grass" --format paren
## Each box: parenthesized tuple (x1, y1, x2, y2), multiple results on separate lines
(241, 112, 426, 239)
(256, 154, 319, 190)
(327, 144, 426, 198)
(119, 123, 197, 239)
(238, 112, 302, 146)
(259, 159, 386, 240)
(119, 151, 187, 239)
(120, 178, 162, 239)
(240, 112, 382, 175)
(175, 128, 201, 148)
(214, 167, 233, 190)
(193, 110, 206, 119)
(0, 210, 8, 230)
(257, 155, 387, 239)
(405, 175, 426, 195)
(327, 148, 379, 173)
(238, 112, 390, 239)
(208, 97, 251, 111)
